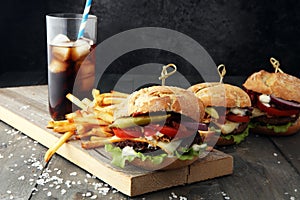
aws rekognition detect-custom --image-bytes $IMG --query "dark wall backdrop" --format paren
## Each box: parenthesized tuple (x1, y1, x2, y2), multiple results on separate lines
(1, 0, 299, 85)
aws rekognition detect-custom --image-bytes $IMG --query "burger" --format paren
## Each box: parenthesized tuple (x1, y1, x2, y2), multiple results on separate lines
(243, 70, 300, 136)
(105, 85, 208, 170)
(188, 82, 252, 146)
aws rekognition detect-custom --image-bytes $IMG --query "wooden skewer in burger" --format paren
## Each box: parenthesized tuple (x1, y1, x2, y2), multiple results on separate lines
(105, 64, 209, 170)
(188, 65, 252, 146)
(243, 58, 300, 136)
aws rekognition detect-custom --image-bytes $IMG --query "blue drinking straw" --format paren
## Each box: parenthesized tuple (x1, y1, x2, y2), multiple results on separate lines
(77, 0, 93, 39)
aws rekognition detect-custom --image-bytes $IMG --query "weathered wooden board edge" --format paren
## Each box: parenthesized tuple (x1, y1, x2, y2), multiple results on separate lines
(0, 85, 234, 196)
(129, 150, 233, 196)
(188, 150, 233, 184)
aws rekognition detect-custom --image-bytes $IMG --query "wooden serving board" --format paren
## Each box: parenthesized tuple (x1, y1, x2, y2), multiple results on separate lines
(0, 85, 233, 196)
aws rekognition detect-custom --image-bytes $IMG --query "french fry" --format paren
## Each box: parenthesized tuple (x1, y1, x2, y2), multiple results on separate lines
(95, 111, 114, 123)
(44, 131, 75, 162)
(99, 125, 113, 133)
(82, 98, 92, 107)
(65, 112, 81, 121)
(110, 90, 129, 98)
(81, 140, 108, 149)
(46, 88, 128, 155)
(53, 124, 76, 133)
(73, 117, 109, 125)
(81, 136, 122, 149)
(66, 93, 87, 110)
(47, 121, 55, 129)
(76, 123, 99, 135)
(94, 104, 118, 114)
(47, 120, 71, 129)
(102, 97, 125, 105)
(92, 88, 100, 98)
(76, 127, 113, 139)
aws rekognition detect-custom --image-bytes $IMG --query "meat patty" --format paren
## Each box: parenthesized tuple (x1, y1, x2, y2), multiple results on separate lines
(114, 133, 202, 154)
(252, 114, 299, 125)
(231, 122, 249, 135)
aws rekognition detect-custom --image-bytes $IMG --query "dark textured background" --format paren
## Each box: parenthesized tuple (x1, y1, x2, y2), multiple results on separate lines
(0, 0, 299, 87)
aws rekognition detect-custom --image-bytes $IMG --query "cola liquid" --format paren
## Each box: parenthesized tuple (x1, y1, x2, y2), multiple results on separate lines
(48, 39, 95, 120)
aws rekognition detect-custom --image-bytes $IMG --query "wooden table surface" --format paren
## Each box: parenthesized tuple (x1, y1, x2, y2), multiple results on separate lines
(0, 84, 300, 199)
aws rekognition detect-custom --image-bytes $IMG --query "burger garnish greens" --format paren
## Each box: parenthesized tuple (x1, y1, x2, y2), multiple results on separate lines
(105, 86, 208, 169)
(204, 106, 252, 144)
(188, 82, 252, 146)
(243, 69, 300, 135)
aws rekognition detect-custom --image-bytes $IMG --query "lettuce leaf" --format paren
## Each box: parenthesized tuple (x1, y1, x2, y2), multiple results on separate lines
(221, 125, 250, 144)
(266, 122, 293, 133)
(104, 143, 207, 168)
(249, 122, 293, 133)
(105, 144, 168, 168)
(176, 144, 206, 160)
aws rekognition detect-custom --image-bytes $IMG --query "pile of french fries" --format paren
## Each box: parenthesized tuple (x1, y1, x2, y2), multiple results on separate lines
(44, 89, 129, 162)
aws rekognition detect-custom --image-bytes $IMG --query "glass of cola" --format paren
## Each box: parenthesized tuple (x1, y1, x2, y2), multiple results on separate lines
(46, 13, 97, 120)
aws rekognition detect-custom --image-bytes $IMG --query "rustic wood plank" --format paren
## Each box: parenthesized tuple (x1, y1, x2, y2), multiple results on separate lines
(0, 122, 47, 200)
(217, 133, 300, 199)
(30, 150, 129, 200)
(270, 132, 300, 173)
(188, 150, 233, 184)
(0, 85, 233, 197)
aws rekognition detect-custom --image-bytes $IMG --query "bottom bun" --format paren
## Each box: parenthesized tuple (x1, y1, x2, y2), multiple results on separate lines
(200, 131, 235, 146)
(216, 136, 235, 146)
(251, 118, 300, 136)
(130, 156, 199, 171)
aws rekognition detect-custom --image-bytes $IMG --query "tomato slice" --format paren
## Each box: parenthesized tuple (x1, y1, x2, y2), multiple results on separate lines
(226, 114, 250, 123)
(113, 123, 195, 139)
(158, 125, 196, 138)
(112, 127, 142, 138)
(257, 100, 299, 117)
(158, 126, 178, 138)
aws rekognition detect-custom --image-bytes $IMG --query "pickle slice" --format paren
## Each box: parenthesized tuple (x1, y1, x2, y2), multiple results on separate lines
(110, 114, 171, 129)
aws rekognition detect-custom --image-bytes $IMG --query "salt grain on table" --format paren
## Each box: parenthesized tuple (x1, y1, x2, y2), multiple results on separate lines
(86, 173, 92, 178)
(61, 189, 66, 195)
(90, 194, 97, 199)
(19, 105, 30, 110)
(171, 192, 177, 198)
(86, 191, 92, 197)
(70, 172, 77, 176)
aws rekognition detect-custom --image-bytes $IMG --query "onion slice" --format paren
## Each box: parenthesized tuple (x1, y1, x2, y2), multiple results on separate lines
(270, 95, 300, 109)
(182, 122, 208, 131)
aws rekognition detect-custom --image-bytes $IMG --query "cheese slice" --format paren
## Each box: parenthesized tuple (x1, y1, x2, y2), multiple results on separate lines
(214, 120, 240, 135)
